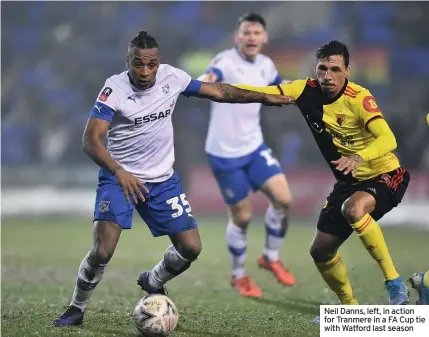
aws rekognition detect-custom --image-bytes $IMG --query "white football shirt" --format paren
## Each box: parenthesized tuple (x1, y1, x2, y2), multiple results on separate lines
(90, 64, 198, 183)
(204, 48, 282, 158)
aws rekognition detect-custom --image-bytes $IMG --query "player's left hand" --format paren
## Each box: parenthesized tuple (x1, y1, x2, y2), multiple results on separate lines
(331, 155, 363, 176)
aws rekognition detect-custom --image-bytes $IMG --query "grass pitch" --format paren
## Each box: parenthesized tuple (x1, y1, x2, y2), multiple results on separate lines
(2, 217, 428, 337)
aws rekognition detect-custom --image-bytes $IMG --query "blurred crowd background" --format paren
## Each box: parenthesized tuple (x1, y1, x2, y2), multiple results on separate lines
(2, 1, 429, 217)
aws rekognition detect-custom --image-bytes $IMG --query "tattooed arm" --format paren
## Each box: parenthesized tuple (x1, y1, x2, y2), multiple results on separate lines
(190, 82, 293, 106)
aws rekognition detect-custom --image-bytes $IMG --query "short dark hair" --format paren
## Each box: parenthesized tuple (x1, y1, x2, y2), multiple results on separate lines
(236, 13, 266, 29)
(129, 31, 159, 50)
(316, 40, 350, 67)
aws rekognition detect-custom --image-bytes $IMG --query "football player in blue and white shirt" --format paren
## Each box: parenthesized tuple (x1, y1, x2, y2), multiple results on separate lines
(54, 31, 291, 326)
(198, 14, 295, 298)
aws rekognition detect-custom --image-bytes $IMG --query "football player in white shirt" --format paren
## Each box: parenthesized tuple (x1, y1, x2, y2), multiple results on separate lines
(54, 31, 291, 326)
(198, 13, 295, 298)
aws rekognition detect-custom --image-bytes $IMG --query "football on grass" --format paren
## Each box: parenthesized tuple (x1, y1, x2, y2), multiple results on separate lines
(132, 294, 179, 337)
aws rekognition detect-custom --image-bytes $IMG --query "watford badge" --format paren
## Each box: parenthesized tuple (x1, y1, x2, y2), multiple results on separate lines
(336, 114, 346, 126)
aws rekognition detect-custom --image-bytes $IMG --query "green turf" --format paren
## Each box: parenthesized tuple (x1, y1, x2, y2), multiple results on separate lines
(2, 217, 428, 337)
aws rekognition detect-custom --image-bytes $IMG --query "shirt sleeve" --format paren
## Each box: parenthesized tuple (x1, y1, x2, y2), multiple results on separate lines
(204, 55, 231, 83)
(356, 118, 397, 161)
(267, 58, 283, 86)
(90, 103, 115, 122)
(181, 79, 202, 97)
(167, 66, 202, 97)
(233, 79, 307, 100)
(277, 79, 307, 100)
(169, 66, 193, 94)
(269, 74, 283, 86)
(356, 90, 385, 130)
(90, 79, 119, 122)
(354, 91, 396, 161)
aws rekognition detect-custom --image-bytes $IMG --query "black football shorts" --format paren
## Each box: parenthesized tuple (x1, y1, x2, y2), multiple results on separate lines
(317, 168, 410, 240)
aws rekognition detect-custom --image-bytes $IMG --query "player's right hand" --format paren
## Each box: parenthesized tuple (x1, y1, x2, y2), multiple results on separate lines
(262, 94, 294, 107)
(114, 168, 149, 204)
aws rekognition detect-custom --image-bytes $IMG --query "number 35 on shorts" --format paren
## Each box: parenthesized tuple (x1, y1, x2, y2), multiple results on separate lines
(167, 193, 193, 218)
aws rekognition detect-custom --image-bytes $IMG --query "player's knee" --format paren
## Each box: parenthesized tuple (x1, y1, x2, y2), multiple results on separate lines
(309, 244, 335, 263)
(232, 209, 252, 229)
(272, 196, 291, 213)
(92, 245, 114, 265)
(341, 199, 366, 224)
(233, 213, 252, 229)
(178, 241, 202, 261)
(269, 204, 290, 233)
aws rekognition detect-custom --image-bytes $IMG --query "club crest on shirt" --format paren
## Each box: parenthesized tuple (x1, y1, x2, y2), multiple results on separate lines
(162, 84, 170, 95)
(336, 114, 346, 126)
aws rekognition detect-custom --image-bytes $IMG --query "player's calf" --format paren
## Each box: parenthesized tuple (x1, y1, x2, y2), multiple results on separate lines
(258, 203, 296, 286)
(226, 198, 252, 280)
(258, 174, 294, 284)
(71, 250, 108, 309)
(54, 250, 107, 327)
(262, 204, 288, 262)
(141, 239, 201, 293)
(310, 231, 357, 305)
(54, 221, 121, 327)
(227, 222, 247, 279)
(309, 240, 338, 263)
(139, 244, 193, 292)
(344, 194, 402, 284)
(226, 212, 263, 296)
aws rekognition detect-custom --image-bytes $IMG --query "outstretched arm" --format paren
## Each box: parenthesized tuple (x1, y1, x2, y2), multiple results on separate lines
(233, 84, 283, 95)
(233, 79, 307, 101)
(196, 69, 284, 102)
(190, 81, 293, 106)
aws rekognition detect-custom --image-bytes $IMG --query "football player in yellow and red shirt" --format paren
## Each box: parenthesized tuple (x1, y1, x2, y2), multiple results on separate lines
(234, 41, 410, 318)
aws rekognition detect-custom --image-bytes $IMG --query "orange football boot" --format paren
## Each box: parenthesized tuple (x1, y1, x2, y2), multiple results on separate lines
(257, 256, 295, 286)
(230, 275, 263, 298)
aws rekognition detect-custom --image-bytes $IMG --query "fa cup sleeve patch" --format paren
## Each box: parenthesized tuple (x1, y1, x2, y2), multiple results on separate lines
(99, 87, 113, 102)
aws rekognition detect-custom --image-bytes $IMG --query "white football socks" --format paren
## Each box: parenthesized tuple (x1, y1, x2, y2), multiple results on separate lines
(148, 245, 192, 289)
(226, 222, 247, 279)
(263, 205, 288, 262)
(71, 251, 106, 311)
